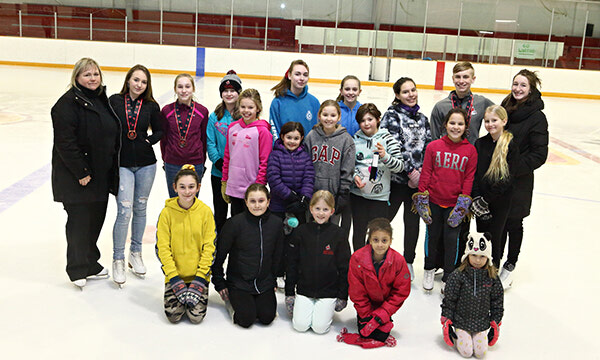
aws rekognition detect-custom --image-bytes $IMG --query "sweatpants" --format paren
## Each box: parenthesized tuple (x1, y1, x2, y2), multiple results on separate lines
(387, 182, 420, 263)
(292, 294, 336, 334)
(210, 175, 230, 234)
(350, 193, 388, 252)
(500, 216, 524, 267)
(63, 201, 108, 281)
(424, 203, 461, 282)
(163, 282, 208, 324)
(228, 288, 276, 328)
(455, 328, 488, 358)
(476, 196, 513, 268)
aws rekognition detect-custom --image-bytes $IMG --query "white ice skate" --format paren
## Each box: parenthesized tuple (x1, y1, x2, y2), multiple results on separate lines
(407, 263, 415, 282)
(276, 276, 285, 290)
(86, 267, 109, 280)
(112, 259, 126, 289)
(72, 278, 86, 290)
(499, 265, 514, 290)
(128, 252, 146, 278)
(423, 269, 435, 291)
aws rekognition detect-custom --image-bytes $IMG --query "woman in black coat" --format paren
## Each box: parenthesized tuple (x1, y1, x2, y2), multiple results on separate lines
(498, 69, 549, 288)
(51, 57, 120, 289)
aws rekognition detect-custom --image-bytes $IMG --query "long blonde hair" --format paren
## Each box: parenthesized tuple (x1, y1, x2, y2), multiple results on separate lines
(483, 105, 513, 183)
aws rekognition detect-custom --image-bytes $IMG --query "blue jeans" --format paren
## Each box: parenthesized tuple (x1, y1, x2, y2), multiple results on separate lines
(164, 162, 205, 198)
(112, 164, 156, 260)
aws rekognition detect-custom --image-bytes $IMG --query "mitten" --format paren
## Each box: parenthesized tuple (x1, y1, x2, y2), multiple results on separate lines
(285, 295, 295, 317)
(186, 276, 207, 307)
(287, 190, 300, 203)
(488, 320, 501, 346)
(286, 196, 308, 214)
(359, 313, 385, 338)
(470, 196, 491, 219)
(447, 194, 472, 228)
(334, 299, 347, 312)
(411, 191, 432, 224)
(407, 169, 420, 189)
(441, 316, 457, 347)
(214, 158, 224, 172)
(220, 181, 230, 204)
(169, 276, 188, 305)
(335, 191, 349, 215)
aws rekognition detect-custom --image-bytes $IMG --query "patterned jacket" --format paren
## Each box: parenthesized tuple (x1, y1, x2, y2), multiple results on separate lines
(380, 103, 431, 184)
(441, 266, 504, 332)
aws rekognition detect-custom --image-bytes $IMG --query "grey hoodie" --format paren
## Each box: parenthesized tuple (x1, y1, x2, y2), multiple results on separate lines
(304, 125, 355, 196)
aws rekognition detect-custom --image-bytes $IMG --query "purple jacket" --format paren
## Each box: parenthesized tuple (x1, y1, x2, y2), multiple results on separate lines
(267, 139, 315, 213)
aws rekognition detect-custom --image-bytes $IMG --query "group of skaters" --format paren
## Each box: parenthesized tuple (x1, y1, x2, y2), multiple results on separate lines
(51, 56, 548, 357)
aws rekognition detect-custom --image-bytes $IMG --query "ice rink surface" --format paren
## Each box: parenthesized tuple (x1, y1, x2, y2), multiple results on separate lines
(0, 65, 598, 359)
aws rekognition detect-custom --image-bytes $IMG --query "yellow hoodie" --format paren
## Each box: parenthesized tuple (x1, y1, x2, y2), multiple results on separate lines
(156, 197, 216, 284)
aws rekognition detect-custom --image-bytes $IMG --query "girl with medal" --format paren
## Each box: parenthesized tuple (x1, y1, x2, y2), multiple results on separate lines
(160, 73, 209, 198)
(109, 64, 163, 287)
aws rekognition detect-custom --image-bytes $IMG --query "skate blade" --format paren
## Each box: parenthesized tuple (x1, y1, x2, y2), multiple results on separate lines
(128, 264, 146, 278)
(86, 274, 109, 280)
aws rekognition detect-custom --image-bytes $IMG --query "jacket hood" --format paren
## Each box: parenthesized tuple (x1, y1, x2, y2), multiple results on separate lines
(164, 197, 201, 212)
(313, 125, 349, 139)
(354, 127, 391, 141)
(442, 135, 470, 146)
(506, 88, 545, 124)
(238, 118, 271, 130)
(285, 86, 309, 100)
(338, 100, 361, 111)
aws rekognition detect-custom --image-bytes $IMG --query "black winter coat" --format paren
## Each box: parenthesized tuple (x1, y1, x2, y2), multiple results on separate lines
(285, 222, 351, 299)
(51, 86, 120, 203)
(212, 210, 284, 294)
(441, 267, 504, 333)
(472, 133, 520, 204)
(503, 89, 549, 218)
(109, 94, 163, 167)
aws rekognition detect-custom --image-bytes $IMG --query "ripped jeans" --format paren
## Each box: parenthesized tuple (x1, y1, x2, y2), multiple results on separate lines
(112, 164, 156, 260)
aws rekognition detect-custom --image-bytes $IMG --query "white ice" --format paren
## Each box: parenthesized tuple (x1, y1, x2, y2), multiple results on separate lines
(0, 65, 598, 359)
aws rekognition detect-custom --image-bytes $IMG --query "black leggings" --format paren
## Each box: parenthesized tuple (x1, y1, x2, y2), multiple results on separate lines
(210, 175, 229, 234)
(350, 194, 388, 252)
(476, 197, 513, 268)
(387, 182, 420, 263)
(228, 288, 276, 328)
(424, 203, 461, 282)
(500, 217, 524, 267)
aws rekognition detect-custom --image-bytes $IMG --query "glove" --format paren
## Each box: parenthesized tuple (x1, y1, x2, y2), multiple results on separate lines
(285, 295, 295, 317)
(334, 191, 349, 215)
(488, 320, 501, 346)
(169, 276, 188, 305)
(186, 276, 207, 307)
(214, 158, 224, 172)
(287, 190, 300, 202)
(411, 191, 432, 225)
(220, 181, 230, 204)
(441, 316, 457, 347)
(407, 169, 420, 189)
(447, 194, 472, 228)
(286, 196, 308, 214)
(470, 196, 491, 219)
(334, 299, 347, 312)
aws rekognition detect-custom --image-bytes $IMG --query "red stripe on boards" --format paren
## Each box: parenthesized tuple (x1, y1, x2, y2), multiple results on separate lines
(435, 62, 445, 90)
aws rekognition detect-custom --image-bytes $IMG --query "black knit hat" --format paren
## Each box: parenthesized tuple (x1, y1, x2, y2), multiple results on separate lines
(219, 70, 242, 94)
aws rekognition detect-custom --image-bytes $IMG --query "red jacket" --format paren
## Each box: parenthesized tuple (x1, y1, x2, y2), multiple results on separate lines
(419, 136, 477, 207)
(348, 245, 411, 319)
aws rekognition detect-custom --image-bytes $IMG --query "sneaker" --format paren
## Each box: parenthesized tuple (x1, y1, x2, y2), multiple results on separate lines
(423, 269, 435, 291)
(112, 259, 126, 286)
(86, 267, 109, 280)
(72, 278, 86, 289)
(407, 263, 415, 282)
(276, 276, 285, 289)
(499, 263, 515, 289)
(128, 252, 146, 276)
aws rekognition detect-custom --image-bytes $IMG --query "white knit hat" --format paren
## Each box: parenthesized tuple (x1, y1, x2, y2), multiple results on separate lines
(461, 231, 493, 263)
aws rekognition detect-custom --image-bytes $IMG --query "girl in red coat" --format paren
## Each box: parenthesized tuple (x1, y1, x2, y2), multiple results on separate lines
(337, 218, 411, 348)
(413, 108, 477, 293)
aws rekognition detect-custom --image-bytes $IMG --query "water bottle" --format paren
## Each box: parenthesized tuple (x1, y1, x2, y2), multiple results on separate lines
(369, 152, 379, 181)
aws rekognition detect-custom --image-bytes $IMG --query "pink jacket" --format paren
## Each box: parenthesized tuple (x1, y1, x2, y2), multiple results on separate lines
(222, 118, 273, 199)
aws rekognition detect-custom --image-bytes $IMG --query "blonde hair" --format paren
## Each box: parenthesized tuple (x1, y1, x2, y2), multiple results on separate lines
(174, 73, 196, 91)
(483, 105, 513, 183)
(336, 75, 361, 102)
(70, 58, 103, 89)
(453, 62, 474, 75)
(310, 190, 334, 208)
(457, 255, 498, 279)
(315, 100, 341, 130)
(271, 60, 309, 98)
(237, 88, 263, 117)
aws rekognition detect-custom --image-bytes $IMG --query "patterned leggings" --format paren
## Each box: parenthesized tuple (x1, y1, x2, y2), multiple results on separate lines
(455, 328, 488, 358)
(163, 283, 208, 324)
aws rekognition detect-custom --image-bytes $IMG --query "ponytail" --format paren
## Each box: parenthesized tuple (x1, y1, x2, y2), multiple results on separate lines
(484, 130, 513, 183)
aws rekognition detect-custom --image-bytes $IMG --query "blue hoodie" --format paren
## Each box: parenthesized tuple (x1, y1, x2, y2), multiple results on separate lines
(269, 86, 320, 140)
(338, 100, 361, 136)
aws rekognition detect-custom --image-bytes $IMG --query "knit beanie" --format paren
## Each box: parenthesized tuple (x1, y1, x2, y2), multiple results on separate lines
(219, 70, 242, 94)
(461, 231, 492, 263)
